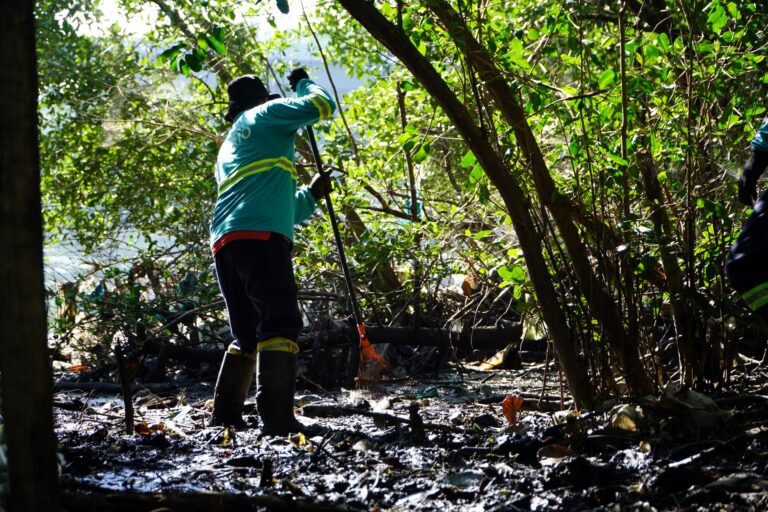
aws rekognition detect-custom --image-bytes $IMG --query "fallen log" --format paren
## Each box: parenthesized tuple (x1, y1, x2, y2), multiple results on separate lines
(357, 325, 523, 350)
(477, 392, 570, 411)
(142, 340, 222, 364)
(54, 382, 176, 394)
(138, 325, 524, 369)
(301, 403, 463, 433)
(141, 340, 223, 382)
(53, 399, 86, 411)
(61, 325, 525, 389)
(60, 490, 345, 512)
(83, 325, 523, 369)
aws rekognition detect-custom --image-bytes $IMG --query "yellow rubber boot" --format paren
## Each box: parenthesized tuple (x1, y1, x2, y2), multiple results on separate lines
(255, 338, 323, 436)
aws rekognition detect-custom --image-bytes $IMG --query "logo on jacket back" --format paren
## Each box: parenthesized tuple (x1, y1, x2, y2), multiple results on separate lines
(235, 126, 251, 143)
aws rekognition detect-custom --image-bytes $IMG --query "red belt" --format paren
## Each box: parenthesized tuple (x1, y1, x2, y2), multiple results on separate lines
(212, 231, 289, 256)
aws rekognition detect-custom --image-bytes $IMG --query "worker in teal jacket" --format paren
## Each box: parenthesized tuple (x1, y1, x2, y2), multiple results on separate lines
(726, 119, 768, 321)
(211, 68, 336, 435)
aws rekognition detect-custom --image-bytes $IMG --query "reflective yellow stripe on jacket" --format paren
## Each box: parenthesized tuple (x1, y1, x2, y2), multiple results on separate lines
(742, 281, 768, 311)
(217, 156, 296, 195)
(308, 93, 333, 120)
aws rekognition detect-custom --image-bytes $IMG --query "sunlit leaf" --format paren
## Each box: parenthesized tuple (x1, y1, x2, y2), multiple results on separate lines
(204, 35, 225, 56)
(598, 69, 616, 89)
(461, 150, 476, 168)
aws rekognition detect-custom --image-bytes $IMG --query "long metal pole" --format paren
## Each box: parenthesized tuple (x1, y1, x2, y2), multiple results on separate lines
(305, 126, 364, 326)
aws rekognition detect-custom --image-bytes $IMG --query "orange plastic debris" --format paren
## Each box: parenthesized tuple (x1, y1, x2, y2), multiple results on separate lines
(356, 324, 389, 385)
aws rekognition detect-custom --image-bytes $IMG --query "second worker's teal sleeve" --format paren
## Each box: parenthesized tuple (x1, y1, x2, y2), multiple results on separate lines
(752, 119, 768, 153)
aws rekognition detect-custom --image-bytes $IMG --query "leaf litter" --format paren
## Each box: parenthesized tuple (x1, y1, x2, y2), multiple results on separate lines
(55, 359, 768, 511)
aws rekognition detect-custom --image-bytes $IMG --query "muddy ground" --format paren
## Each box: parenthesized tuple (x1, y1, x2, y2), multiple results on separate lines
(54, 355, 768, 511)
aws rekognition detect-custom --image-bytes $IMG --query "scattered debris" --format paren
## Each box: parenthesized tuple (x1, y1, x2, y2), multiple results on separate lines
(53, 361, 768, 510)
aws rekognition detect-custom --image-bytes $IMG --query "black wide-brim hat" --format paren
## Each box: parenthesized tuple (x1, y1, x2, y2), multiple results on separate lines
(225, 75, 281, 122)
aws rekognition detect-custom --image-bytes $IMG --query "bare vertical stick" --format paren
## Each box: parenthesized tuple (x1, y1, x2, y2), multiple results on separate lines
(114, 338, 135, 435)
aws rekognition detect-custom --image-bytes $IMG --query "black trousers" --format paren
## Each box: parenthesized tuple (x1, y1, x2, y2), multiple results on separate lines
(214, 236, 303, 353)
(725, 189, 768, 320)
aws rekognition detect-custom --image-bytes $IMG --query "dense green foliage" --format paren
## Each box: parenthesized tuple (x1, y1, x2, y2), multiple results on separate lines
(39, 0, 768, 398)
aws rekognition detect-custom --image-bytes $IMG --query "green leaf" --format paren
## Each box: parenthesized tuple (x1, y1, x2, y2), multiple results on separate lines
(412, 144, 429, 164)
(157, 43, 185, 63)
(479, 183, 490, 205)
(185, 52, 202, 72)
(707, 4, 727, 34)
(507, 37, 531, 70)
(726, 2, 741, 20)
(380, 2, 395, 17)
(470, 164, 484, 183)
(276, 0, 290, 15)
(397, 133, 418, 153)
(204, 34, 227, 56)
(657, 33, 671, 52)
(725, 113, 741, 130)
(644, 44, 660, 60)
(498, 265, 526, 284)
(210, 26, 225, 44)
(605, 152, 629, 167)
(598, 69, 616, 89)
(498, 266, 512, 281)
(179, 59, 190, 77)
(460, 150, 476, 168)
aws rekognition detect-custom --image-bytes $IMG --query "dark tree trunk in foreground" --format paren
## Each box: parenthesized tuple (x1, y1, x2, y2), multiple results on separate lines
(0, 1, 60, 510)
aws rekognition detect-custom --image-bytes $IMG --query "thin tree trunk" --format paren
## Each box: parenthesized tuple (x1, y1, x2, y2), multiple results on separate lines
(638, 152, 702, 383)
(424, 0, 654, 395)
(0, 1, 61, 510)
(337, 0, 594, 408)
(618, 2, 641, 385)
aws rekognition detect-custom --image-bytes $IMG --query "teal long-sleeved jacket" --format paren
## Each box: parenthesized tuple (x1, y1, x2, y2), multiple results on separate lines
(752, 119, 768, 152)
(210, 78, 336, 249)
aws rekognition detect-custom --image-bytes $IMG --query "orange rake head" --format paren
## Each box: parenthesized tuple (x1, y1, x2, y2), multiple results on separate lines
(356, 324, 389, 386)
